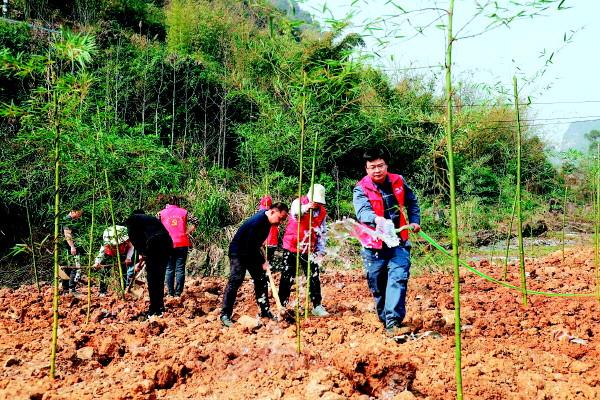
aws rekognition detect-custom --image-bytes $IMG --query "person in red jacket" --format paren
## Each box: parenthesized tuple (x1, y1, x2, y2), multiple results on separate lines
(258, 195, 280, 264)
(279, 184, 329, 317)
(157, 196, 198, 297)
(353, 149, 421, 336)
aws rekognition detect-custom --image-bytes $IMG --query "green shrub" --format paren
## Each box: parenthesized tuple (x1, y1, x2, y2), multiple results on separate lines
(0, 20, 31, 52)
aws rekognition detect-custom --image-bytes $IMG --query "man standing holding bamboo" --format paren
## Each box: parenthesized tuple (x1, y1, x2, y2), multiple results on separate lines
(353, 149, 421, 336)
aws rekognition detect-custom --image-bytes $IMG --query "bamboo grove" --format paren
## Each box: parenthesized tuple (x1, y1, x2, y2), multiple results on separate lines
(1, 1, 570, 283)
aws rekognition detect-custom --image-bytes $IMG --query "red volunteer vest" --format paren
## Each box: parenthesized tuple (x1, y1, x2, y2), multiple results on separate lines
(258, 197, 279, 247)
(356, 173, 409, 249)
(266, 225, 279, 247)
(283, 196, 327, 254)
(104, 241, 130, 257)
(159, 205, 190, 248)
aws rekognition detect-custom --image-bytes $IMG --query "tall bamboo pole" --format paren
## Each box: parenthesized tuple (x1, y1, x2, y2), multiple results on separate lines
(561, 185, 567, 264)
(104, 169, 125, 295)
(49, 92, 60, 380)
(295, 72, 307, 353)
(444, 2, 463, 398)
(85, 173, 97, 324)
(594, 142, 600, 301)
(513, 76, 528, 306)
(304, 128, 320, 319)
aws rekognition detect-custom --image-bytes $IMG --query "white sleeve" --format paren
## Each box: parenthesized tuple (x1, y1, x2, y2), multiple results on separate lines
(95, 245, 105, 265)
(126, 242, 134, 261)
(290, 198, 311, 219)
(315, 217, 327, 255)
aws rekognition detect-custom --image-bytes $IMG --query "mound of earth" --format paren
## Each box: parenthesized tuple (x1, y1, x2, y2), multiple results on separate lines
(0, 246, 598, 399)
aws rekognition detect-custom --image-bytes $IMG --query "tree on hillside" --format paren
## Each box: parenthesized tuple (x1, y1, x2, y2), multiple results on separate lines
(585, 129, 600, 153)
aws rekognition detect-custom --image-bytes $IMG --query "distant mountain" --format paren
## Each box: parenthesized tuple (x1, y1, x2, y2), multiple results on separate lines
(558, 119, 600, 153)
(270, 0, 314, 24)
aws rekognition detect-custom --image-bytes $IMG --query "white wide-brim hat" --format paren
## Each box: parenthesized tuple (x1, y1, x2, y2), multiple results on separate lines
(102, 225, 129, 245)
(307, 183, 326, 204)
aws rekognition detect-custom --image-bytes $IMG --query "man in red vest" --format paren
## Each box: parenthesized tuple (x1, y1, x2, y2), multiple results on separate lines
(280, 184, 329, 317)
(353, 149, 421, 336)
(158, 196, 198, 297)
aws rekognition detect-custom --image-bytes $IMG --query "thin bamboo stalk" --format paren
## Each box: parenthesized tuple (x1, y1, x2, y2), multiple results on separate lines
(295, 72, 307, 353)
(513, 76, 528, 306)
(561, 185, 567, 264)
(104, 169, 125, 296)
(304, 128, 319, 319)
(445, 2, 463, 398)
(594, 142, 600, 301)
(85, 174, 97, 324)
(49, 94, 60, 380)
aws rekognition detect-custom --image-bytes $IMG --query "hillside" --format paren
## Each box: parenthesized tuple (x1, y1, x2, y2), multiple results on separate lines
(558, 119, 600, 153)
(0, 0, 565, 284)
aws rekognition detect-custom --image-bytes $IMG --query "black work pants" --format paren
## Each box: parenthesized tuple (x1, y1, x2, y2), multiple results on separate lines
(279, 250, 322, 308)
(221, 256, 269, 318)
(145, 233, 172, 315)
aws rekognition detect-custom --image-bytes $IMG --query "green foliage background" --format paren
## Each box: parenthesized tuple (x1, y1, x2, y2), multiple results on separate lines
(0, 0, 578, 284)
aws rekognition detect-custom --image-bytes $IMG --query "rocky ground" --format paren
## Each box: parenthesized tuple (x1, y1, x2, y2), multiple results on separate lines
(0, 246, 599, 400)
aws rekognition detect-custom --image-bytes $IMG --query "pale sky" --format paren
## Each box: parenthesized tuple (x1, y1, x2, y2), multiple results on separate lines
(300, 0, 600, 145)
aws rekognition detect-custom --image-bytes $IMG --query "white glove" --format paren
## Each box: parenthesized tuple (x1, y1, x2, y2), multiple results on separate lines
(309, 253, 324, 265)
(374, 216, 386, 226)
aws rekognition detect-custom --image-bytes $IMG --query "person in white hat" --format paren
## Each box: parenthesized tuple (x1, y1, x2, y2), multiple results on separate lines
(279, 183, 329, 317)
(93, 225, 134, 296)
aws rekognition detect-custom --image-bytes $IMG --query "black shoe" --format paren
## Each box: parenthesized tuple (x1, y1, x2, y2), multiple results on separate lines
(258, 310, 277, 321)
(220, 314, 234, 327)
(147, 312, 163, 320)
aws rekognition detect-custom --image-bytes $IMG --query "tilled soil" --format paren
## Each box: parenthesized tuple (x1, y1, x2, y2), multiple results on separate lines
(0, 246, 599, 399)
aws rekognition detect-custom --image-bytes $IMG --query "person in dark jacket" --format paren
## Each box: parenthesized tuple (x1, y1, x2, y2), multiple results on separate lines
(125, 210, 173, 318)
(220, 202, 289, 327)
